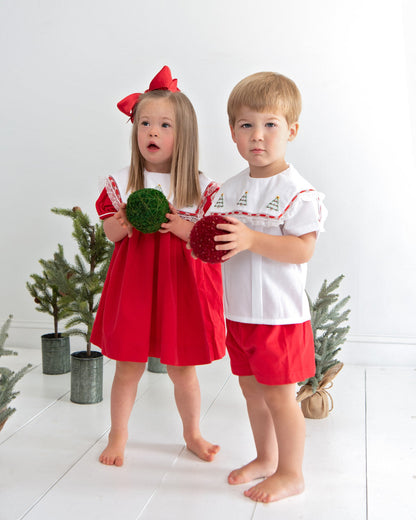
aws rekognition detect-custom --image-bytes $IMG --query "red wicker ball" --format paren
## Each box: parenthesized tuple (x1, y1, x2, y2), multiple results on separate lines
(190, 215, 230, 263)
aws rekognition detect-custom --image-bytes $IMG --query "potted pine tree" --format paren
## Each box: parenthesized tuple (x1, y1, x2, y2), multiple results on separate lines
(297, 275, 351, 419)
(26, 244, 73, 374)
(0, 315, 32, 432)
(51, 207, 113, 404)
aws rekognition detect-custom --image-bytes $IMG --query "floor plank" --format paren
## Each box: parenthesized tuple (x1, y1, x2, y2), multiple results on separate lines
(366, 367, 416, 519)
(1, 350, 414, 520)
(136, 374, 257, 520)
(1, 359, 153, 519)
(253, 365, 367, 519)
(19, 358, 233, 520)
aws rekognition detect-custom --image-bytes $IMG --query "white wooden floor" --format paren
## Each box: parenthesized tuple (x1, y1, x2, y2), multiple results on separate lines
(1, 349, 415, 520)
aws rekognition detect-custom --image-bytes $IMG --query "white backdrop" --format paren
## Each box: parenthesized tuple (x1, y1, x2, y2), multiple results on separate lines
(1, 0, 415, 363)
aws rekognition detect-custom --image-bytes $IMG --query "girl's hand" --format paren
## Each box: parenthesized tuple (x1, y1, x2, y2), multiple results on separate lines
(114, 203, 134, 238)
(214, 216, 254, 261)
(160, 204, 194, 242)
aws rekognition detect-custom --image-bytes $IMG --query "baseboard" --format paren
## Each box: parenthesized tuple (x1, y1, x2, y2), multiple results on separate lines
(6, 320, 86, 351)
(6, 321, 416, 367)
(340, 335, 416, 367)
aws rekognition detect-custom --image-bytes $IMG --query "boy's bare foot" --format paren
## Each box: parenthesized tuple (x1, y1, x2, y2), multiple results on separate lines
(228, 458, 277, 485)
(244, 472, 304, 503)
(99, 432, 128, 466)
(186, 435, 220, 462)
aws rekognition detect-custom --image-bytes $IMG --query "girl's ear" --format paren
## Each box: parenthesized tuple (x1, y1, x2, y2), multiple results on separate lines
(230, 124, 237, 143)
(288, 122, 299, 141)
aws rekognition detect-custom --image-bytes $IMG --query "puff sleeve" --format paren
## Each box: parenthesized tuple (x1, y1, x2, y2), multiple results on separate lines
(95, 188, 117, 220)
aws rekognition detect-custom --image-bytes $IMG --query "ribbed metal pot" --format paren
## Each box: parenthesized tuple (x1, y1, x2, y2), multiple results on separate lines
(147, 357, 167, 373)
(41, 333, 71, 375)
(70, 351, 103, 404)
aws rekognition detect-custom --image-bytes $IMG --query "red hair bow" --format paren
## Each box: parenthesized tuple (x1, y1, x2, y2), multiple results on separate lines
(117, 66, 180, 122)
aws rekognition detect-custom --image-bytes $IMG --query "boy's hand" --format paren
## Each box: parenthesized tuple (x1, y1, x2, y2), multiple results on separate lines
(214, 216, 317, 264)
(214, 216, 254, 261)
(160, 204, 194, 242)
(114, 203, 134, 238)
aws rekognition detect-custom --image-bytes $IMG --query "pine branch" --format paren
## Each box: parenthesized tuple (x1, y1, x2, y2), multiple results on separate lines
(26, 244, 74, 336)
(51, 207, 113, 356)
(299, 275, 351, 392)
(0, 316, 32, 425)
(0, 315, 16, 357)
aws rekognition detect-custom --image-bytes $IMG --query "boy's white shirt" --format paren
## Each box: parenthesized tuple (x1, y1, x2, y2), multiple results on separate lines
(208, 164, 327, 325)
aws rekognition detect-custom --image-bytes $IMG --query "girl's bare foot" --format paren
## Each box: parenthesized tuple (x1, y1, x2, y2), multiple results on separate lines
(99, 431, 128, 466)
(244, 472, 304, 503)
(228, 458, 277, 485)
(186, 435, 220, 462)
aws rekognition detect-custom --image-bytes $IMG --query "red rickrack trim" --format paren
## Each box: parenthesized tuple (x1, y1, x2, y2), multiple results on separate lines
(199, 181, 220, 216)
(214, 189, 321, 222)
(179, 181, 220, 220)
(107, 175, 122, 206)
(280, 189, 316, 220)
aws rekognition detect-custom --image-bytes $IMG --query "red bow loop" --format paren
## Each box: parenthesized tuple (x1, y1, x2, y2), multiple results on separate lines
(146, 66, 180, 93)
(117, 66, 180, 122)
(117, 93, 140, 120)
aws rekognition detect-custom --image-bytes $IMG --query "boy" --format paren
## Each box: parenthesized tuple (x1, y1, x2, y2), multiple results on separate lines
(212, 72, 327, 502)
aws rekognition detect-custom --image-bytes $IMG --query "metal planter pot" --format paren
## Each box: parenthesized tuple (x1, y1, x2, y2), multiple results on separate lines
(147, 357, 167, 373)
(70, 351, 103, 404)
(41, 333, 71, 375)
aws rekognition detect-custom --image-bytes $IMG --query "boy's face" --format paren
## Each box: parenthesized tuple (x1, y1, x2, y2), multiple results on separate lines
(230, 106, 299, 178)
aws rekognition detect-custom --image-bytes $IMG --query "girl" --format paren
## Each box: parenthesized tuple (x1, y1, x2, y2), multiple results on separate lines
(91, 66, 226, 467)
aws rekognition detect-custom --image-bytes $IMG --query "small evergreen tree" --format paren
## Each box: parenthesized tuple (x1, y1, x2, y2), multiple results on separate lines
(0, 315, 32, 429)
(299, 274, 351, 393)
(26, 244, 74, 337)
(50, 207, 113, 356)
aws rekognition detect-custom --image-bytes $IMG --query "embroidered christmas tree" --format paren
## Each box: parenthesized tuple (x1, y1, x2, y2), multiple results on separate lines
(214, 193, 224, 208)
(237, 192, 248, 206)
(266, 196, 280, 211)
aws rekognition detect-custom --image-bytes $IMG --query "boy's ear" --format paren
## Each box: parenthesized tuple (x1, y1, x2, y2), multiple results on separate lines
(230, 124, 237, 143)
(288, 122, 299, 141)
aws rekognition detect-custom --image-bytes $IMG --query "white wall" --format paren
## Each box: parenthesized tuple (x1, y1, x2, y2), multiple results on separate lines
(1, 0, 415, 363)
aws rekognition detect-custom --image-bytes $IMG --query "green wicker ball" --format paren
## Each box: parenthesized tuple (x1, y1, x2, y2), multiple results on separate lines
(126, 188, 170, 233)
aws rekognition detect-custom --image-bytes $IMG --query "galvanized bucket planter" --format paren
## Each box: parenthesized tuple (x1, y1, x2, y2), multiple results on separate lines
(41, 333, 71, 375)
(70, 351, 103, 404)
(147, 357, 167, 373)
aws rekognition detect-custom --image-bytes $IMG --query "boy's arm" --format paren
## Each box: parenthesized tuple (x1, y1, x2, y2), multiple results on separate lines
(215, 216, 316, 264)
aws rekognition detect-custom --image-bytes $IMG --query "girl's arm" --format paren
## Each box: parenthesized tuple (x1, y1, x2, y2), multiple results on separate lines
(103, 204, 133, 242)
(159, 205, 194, 242)
(215, 216, 316, 264)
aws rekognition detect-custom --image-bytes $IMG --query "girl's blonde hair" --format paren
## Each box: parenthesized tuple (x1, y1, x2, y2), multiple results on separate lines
(127, 89, 201, 208)
(227, 72, 302, 127)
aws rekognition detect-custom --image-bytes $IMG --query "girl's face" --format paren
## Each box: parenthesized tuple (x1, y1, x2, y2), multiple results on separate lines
(137, 98, 175, 173)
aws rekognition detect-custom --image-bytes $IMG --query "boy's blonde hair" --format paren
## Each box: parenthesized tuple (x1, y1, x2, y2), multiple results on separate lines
(227, 72, 302, 127)
(128, 89, 201, 208)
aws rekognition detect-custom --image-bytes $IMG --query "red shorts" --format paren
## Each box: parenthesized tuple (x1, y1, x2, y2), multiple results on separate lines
(226, 319, 316, 385)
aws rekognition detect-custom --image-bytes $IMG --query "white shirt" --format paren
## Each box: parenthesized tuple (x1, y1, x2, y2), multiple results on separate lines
(209, 164, 327, 325)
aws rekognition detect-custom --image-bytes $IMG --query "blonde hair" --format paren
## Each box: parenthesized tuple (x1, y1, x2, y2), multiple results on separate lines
(227, 72, 302, 127)
(127, 90, 201, 208)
